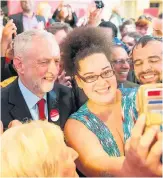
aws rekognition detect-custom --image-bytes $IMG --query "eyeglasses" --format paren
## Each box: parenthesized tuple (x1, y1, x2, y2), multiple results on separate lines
(77, 69, 115, 83)
(151, 36, 163, 42)
(138, 15, 152, 22)
(111, 59, 133, 66)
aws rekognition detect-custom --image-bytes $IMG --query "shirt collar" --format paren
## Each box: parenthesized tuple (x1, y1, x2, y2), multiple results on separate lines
(18, 78, 47, 109)
(23, 12, 35, 18)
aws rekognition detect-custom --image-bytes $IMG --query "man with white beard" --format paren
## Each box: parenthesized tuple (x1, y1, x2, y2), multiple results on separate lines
(1, 30, 76, 130)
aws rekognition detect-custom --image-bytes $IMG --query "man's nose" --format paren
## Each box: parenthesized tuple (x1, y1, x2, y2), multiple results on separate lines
(121, 61, 130, 69)
(142, 61, 151, 72)
(141, 29, 147, 35)
(48, 61, 58, 74)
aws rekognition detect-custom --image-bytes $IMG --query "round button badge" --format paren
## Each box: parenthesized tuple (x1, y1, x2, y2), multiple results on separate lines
(50, 109, 59, 122)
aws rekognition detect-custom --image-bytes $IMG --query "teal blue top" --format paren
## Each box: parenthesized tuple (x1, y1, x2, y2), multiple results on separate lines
(69, 88, 139, 157)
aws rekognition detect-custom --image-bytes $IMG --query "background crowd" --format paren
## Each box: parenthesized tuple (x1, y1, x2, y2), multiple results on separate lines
(0, 0, 163, 177)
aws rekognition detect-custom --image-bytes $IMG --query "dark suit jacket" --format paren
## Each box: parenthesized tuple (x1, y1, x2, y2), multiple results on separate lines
(9, 12, 46, 34)
(1, 57, 17, 82)
(1, 79, 76, 130)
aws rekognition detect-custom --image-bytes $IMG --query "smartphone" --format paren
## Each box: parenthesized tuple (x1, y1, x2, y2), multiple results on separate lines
(137, 84, 163, 127)
(94, 1, 104, 9)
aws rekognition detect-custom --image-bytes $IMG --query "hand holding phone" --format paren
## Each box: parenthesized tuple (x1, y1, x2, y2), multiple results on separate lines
(137, 83, 163, 128)
(2, 18, 17, 41)
(1, 19, 17, 57)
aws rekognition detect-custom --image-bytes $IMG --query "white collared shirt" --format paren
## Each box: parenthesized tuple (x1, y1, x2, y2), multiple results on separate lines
(18, 78, 48, 120)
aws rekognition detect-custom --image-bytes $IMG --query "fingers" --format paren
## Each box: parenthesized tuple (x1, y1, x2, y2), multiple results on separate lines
(0, 120, 3, 135)
(146, 140, 162, 176)
(8, 120, 22, 129)
(136, 125, 160, 159)
(58, 71, 66, 80)
(65, 81, 72, 88)
(65, 76, 71, 81)
(156, 131, 162, 140)
(2, 20, 17, 42)
(157, 162, 163, 176)
(58, 71, 72, 87)
(125, 138, 130, 153)
(130, 114, 146, 150)
(5, 19, 17, 31)
(5, 19, 14, 26)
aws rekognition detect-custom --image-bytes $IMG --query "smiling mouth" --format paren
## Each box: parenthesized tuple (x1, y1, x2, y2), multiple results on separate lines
(95, 86, 111, 94)
(119, 71, 128, 75)
(141, 74, 156, 79)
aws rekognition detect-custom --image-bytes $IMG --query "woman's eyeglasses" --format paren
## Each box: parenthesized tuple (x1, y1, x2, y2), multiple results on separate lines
(77, 69, 115, 83)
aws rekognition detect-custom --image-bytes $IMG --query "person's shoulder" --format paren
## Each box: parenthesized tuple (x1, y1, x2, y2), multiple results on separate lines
(36, 14, 44, 18)
(1, 79, 17, 98)
(124, 80, 139, 88)
(65, 104, 88, 131)
(36, 15, 45, 21)
(9, 12, 23, 18)
(69, 103, 87, 118)
(1, 82, 15, 106)
(1, 76, 17, 88)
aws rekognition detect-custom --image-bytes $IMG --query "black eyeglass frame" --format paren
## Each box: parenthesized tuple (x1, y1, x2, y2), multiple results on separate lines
(76, 70, 115, 83)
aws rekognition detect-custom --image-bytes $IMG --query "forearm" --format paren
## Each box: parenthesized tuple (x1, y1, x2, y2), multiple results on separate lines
(1, 42, 8, 57)
(77, 155, 126, 177)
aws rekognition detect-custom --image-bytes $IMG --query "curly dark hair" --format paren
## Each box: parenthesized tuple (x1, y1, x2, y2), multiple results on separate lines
(61, 26, 113, 76)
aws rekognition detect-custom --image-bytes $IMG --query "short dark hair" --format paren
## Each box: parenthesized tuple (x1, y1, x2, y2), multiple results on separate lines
(120, 19, 135, 33)
(122, 32, 142, 42)
(61, 27, 113, 76)
(99, 21, 118, 37)
(131, 35, 162, 56)
(46, 22, 72, 35)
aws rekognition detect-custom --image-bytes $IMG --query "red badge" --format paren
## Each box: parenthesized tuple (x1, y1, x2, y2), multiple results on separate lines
(50, 109, 59, 122)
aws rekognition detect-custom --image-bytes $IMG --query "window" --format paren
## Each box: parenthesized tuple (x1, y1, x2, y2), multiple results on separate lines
(150, 3, 160, 8)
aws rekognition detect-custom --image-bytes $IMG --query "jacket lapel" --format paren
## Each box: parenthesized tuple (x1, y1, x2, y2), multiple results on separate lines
(19, 13, 24, 34)
(9, 79, 32, 123)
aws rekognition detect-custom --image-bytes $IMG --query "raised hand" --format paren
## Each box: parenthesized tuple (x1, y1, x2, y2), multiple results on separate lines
(1, 19, 17, 57)
(58, 70, 72, 88)
(123, 114, 162, 176)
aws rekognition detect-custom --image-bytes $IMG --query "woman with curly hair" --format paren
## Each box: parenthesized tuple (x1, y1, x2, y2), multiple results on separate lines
(61, 27, 162, 177)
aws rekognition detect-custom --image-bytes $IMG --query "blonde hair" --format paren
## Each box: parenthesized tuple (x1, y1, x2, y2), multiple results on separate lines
(37, 2, 52, 18)
(0, 121, 65, 177)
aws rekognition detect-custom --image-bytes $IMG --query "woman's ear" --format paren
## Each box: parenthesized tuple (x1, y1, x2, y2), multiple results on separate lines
(75, 75, 83, 89)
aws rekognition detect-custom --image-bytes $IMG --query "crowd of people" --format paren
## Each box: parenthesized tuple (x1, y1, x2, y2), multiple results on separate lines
(0, 0, 163, 177)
